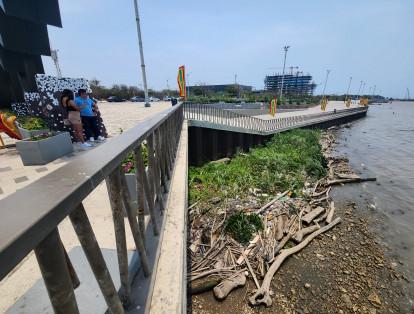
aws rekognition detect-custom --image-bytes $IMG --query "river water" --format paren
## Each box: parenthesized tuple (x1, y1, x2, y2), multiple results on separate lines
(334, 101, 414, 281)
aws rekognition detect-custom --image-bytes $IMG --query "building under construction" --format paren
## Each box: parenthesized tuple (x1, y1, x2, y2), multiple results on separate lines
(264, 72, 316, 95)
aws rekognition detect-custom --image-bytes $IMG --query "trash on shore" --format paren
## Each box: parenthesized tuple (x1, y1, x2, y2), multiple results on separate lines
(189, 130, 378, 307)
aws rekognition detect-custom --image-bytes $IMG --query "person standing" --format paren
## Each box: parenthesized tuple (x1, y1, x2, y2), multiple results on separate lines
(61, 89, 92, 148)
(75, 89, 105, 142)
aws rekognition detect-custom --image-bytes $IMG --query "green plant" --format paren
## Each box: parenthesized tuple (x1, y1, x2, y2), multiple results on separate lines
(28, 132, 53, 141)
(121, 144, 148, 173)
(225, 212, 263, 244)
(18, 116, 47, 130)
(189, 129, 326, 204)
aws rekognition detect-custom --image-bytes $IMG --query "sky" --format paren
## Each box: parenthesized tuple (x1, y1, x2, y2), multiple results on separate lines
(42, 0, 414, 98)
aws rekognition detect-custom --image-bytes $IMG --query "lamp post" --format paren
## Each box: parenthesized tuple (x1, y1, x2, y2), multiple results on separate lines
(357, 80, 363, 98)
(186, 72, 191, 98)
(133, 0, 150, 107)
(280, 45, 290, 101)
(345, 76, 352, 100)
(321, 69, 331, 98)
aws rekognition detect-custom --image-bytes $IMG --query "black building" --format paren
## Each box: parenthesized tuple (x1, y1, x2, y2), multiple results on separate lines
(264, 73, 316, 95)
(188, 84, 253, 95)
(0, 0, 61, 107)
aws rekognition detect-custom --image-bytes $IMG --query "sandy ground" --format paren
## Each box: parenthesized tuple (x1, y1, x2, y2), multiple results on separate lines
(0, 101, 171, 313)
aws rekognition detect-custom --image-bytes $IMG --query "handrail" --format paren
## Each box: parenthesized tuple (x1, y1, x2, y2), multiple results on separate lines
(0, 103, 184, 313)
(183, 103, 367, 134)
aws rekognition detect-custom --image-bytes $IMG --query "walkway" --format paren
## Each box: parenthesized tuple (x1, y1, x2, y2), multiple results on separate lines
(0, 101, 171, 201)
(0, 101, 172, 313)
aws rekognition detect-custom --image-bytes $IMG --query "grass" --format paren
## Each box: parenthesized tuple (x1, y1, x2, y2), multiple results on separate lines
(189, 129, 326, 205)
(225, 212, 263, 244)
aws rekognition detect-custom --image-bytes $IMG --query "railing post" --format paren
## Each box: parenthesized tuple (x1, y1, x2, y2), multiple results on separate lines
(117, 168, 151, 279)
(34, 228, 79, 314)
(148, 133, 165, 211)
(134, 145, 161, 224)
(106, 172, 131, 302)
(69, 204, 125, 313)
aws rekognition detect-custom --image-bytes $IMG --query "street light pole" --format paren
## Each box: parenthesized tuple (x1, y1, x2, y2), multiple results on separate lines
(186, 72, 191, 98)
(133, 0, 150, 107)
(345, 76, 352, 100)
(280, 45, 290, 101)
(321, 69, 331, 98)
(357, 80, 363, 97)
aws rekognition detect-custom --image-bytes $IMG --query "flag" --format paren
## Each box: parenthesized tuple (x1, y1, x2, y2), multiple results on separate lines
(269, 97, 277, 116)
(177, 65, 186, 98)
(321, 96, 328, 111)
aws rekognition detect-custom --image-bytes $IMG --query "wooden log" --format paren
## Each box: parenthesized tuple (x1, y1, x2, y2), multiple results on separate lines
(213, 273, 246, 300)
(326, 201, 335, 224)
(191, 278, 221, 295)
(242, 251, 260, 289)
(255, 190, 289, 215)
(327, 177, 376, 186)
(249, 218, 342, 307)
(190, 267, 236, 281)
(302, 206, 325, 224)
(236, 235, 260, 265)
(292, 224, 320, 242)
(336, 172, 360, 179)
(310, 196, 328, 205)
(312, 187, 330, 198)
(270, 234, 291, 262)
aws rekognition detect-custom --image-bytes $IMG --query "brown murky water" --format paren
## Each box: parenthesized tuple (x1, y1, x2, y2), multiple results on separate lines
(335, 101, 414, 281)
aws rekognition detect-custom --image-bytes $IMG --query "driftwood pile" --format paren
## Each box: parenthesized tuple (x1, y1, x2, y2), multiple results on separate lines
(189, 131, 376, 307)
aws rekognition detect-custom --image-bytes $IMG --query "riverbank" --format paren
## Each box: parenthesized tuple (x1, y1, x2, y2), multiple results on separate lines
(189, 126, 413, 313)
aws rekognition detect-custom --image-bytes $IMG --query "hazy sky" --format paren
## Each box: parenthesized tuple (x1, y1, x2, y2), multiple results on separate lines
(42, 0, 414, 98)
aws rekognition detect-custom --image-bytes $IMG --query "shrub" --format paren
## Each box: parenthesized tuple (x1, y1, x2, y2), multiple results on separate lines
(225, 212, 263, 244)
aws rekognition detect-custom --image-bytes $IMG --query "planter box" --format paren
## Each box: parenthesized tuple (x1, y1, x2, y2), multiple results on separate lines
(16, 132, 74, 166)
(18, 128, 50, 140)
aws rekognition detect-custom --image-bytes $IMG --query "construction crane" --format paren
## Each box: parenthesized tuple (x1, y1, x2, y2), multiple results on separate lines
(289, 66, 299, 75)
(50, 49, 62, 78)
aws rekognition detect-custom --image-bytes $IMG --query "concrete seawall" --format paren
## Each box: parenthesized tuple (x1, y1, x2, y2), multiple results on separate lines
(188, 109, 367, 166)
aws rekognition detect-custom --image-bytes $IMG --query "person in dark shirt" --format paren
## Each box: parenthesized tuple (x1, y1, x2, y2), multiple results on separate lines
(61, 89, 92, 148)
(75, 89, 105, 142)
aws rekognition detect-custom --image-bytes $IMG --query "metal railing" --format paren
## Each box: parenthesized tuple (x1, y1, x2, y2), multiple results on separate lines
(0, 104, 184, 313)
(184, 103, 367, 134)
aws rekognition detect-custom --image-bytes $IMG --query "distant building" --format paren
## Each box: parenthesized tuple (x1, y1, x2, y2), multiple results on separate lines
(264, 73, 316, 95)
(0, 0, 62, 106)
(188, 84, 253, 95)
